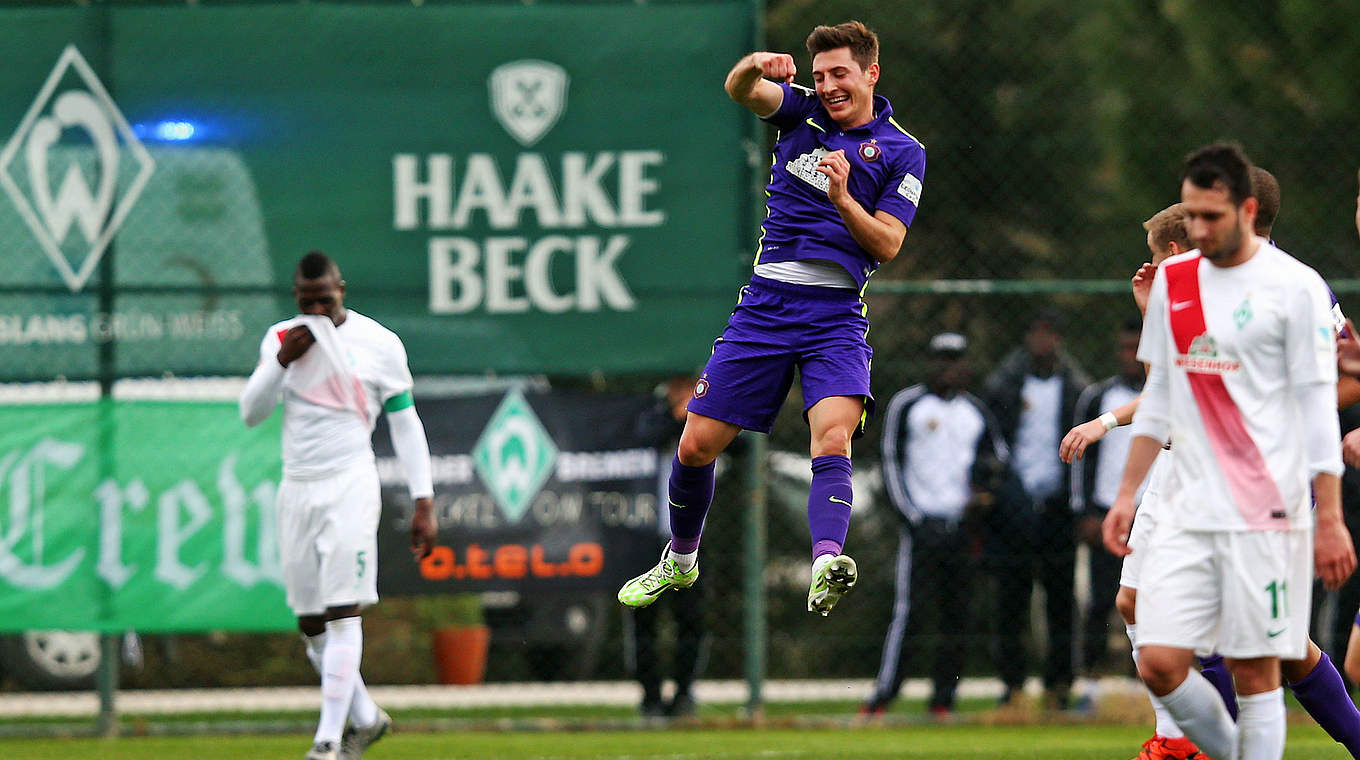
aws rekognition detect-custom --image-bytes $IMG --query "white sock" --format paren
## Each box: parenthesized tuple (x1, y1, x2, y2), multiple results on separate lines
(314, 617, 363, 744)
(1157, 670, 1237, 760)
(303, 630, 380, 729)
(1127, 626, 1183, 739)
(1236, 688, 1286, 760)
(667, 547, 697, 572)
(812, 554, 834, 576)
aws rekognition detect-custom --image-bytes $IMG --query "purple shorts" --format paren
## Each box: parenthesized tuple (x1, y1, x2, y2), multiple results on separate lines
(687, 276, 874, 435)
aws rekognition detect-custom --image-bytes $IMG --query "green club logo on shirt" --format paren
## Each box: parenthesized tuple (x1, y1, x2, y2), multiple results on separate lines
(1233, 298, 1253, 329)
(473, 388, 558, 523)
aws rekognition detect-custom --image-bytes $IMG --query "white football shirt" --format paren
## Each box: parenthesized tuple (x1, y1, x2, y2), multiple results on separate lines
(1133, 240, 1338, 531)
(256, 310, 414, 479)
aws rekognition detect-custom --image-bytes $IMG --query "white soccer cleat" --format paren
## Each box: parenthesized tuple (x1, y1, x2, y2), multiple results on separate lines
(304, 741, 338, 760)
(807, 554, 858, 616)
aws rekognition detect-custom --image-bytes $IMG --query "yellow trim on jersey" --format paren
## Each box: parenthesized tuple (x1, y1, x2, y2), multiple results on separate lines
(753, 148, 779, 267)
(887, 117, 924, 147)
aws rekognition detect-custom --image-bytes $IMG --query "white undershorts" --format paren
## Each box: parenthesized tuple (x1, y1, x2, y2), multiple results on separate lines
(1134, 522, 1311, 659)
(277, 462, 382, 616)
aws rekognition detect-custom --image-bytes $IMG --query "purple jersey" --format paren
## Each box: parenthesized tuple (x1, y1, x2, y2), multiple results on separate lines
(757, 83, 926, 289)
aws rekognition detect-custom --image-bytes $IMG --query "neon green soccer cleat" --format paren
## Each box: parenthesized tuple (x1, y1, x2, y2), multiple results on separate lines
(807, 554, 858, 616)
(617, 549, 698, 608)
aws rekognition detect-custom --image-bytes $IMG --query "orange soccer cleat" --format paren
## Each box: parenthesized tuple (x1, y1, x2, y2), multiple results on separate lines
(1134, 734, 1208, 760)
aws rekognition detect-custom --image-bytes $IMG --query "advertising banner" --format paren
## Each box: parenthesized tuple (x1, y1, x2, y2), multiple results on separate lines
(376, 389, 664, 595)
(0, 401, 291, 632)
(0, 3, 754, 381)
(0, 390, 666, 630)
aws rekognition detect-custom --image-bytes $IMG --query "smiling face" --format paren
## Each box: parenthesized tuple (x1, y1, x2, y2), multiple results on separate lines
(812, 47, 879, 129)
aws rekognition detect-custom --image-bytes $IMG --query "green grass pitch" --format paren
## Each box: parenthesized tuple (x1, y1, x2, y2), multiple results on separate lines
(1, 723, 1351, 760)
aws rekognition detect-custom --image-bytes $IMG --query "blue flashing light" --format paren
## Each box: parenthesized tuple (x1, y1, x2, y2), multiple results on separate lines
(154, 121, 196, 141)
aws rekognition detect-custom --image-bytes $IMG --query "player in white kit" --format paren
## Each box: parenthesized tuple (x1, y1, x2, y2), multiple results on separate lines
(1103, 145, 1356, 760)
(240, 251, 438, 760)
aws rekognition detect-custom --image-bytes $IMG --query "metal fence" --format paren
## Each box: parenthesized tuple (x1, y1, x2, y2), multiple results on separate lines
(3, 0, 1360, 727)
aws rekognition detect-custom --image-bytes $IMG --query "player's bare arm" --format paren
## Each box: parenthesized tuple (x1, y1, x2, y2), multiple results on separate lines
(1102, 434, 1163, 557)
(724, 52, 791, 118)
(276, 324, 315, 367)
(410, 496, 437, 560)
(815, 149, 907, 263)
(1131, 262, 1156, 316)
(1312, 472, 1356, 590)
(1344, 429, 1360, 469)
(1059, 395, 1141, 463)
(1337, 318, 1360, 378)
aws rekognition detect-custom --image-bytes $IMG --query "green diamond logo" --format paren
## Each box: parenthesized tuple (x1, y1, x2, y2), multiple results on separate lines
(1234, 298, 1253, 329)
(472, 389, 557, 523)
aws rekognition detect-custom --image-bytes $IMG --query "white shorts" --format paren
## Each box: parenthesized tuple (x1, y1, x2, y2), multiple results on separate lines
(277, 463, 382, 616)
(1119, 501, 1158, 590)
(1135, 523, 1311, 659)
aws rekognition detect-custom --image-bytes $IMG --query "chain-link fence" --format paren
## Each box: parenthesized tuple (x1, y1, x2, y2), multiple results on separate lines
(2, 0, 1360, 727)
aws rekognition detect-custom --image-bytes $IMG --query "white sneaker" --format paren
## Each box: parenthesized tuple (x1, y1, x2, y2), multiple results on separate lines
(340, 709, 393, 759)
(304, 741, 338, 760)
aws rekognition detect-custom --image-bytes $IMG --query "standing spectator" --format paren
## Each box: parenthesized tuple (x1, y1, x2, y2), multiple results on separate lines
(862, 333, 1008, 716)
(982, 308, 1091, 709)
(624, 377, 709, 718)
(1071, 318, 1147, 675)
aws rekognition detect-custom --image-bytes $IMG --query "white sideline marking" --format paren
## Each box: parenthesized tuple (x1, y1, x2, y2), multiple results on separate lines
(0, 677, 1146, 718)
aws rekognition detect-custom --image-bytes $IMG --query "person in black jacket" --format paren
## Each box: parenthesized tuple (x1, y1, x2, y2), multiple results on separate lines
(981, 308, 1091, 710)
(861, 332, 1008, 716)
(1070, 318, 1146, 675)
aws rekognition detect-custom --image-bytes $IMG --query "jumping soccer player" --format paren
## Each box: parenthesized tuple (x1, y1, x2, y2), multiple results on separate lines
(240, 251, 438, 760)
(1104, 145, 1355, 760)
(617, 20, 925, 615)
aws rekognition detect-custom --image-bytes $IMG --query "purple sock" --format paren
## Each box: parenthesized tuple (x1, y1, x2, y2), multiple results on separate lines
(1197, 654, 1239, 721)
(1289, 651, 1360, 755)
(808, 455, 853, 559)
(666, 456, 714, 554)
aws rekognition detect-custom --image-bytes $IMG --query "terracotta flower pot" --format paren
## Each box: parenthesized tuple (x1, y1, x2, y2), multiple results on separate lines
(432, 624, 490, 685)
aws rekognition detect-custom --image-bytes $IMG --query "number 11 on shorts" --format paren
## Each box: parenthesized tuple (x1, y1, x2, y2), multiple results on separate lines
(1266, 579, 1288, 619)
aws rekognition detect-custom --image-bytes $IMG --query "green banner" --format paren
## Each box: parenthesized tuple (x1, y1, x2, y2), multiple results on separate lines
(0, 401, 292, 632)
(0, 2, 755, 380)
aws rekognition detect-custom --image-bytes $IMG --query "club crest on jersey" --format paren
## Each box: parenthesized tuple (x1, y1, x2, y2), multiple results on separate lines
(858, 141, 881, 162)
(693, 378, 709, 398)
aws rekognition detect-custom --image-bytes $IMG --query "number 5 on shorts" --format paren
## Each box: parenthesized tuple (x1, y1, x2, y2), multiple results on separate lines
(357, 550, 367, 580)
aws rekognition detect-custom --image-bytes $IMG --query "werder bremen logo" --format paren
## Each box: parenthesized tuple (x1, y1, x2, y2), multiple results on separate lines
(0, 45, 155, 292)
(473, 389, 558, 522)
(488, 60, 569, 148)
(1188, 333, 1218, 357)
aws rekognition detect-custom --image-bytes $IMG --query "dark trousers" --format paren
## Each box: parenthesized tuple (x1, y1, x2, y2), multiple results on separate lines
(1082, 508, 1124, 672)
(988, 494, 1075, 695)
(625, 566, 707, 705)
(868, 517, 978, 710)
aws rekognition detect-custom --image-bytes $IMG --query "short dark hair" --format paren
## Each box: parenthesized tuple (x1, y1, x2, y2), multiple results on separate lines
(295, 250, 340, 281)
(1030, 306, 1065, 334)
(806, 21, 879, 72)
(1250, 166, 1281, 234)
(1182, 143, 1254, 205)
